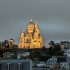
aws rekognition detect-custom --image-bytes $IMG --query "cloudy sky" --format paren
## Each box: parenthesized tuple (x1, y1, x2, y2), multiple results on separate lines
(0, 0, 70, 46)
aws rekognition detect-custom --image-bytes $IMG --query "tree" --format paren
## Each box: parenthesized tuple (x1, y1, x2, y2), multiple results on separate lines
(54, 50, 64, 56)
(42, 46, 45, 52)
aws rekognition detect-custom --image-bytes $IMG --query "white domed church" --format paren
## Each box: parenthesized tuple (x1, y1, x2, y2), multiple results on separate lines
(18, 18, 44, 49)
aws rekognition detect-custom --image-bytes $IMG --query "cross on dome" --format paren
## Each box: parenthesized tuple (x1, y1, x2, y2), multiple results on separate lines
(30, 17, 32, 22)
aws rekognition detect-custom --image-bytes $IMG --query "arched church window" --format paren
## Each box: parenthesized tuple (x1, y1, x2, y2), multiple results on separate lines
(34, 40, 37, 42)
(38, 41, 40, 42)
(28, 46, 30, 49)
(27, 39, 30, 43)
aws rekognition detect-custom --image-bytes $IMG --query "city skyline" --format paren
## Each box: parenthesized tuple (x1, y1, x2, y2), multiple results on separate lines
(0, 0, 70, 47)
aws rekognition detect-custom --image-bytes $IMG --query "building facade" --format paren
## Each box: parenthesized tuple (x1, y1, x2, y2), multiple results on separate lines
(18, 18, 44, 49)
(0, 59, 32, 70)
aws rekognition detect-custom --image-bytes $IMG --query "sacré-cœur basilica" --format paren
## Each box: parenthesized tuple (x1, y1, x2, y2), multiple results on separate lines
(18, 18, 44, 49)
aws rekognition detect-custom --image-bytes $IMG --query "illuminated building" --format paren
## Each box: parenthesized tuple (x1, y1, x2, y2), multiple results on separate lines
(18, 18, 44, 49)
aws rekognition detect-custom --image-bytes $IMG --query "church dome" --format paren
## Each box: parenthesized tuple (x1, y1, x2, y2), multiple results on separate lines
(27, 22, 35, 28)
(9, 38, 14, 42)
(27, 18, 35, 33)
(27, 18, 35, 29)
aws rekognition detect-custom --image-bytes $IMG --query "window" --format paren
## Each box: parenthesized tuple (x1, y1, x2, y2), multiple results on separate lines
(68, 51, 70, 54)
(17, 63, 22, 70)
(0, 64, 1, 70)
(34, 40, 37, 42)
(6, 63, 11, 70)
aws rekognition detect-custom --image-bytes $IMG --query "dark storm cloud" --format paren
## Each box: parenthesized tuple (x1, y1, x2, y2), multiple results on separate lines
(0, 0, 70, 46)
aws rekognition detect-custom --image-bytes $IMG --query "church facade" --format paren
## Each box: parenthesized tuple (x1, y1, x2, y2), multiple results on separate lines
(18, 18, 44, 49)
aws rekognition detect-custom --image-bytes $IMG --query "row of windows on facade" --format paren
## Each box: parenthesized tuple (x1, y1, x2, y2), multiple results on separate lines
(0, 63, 23, 70)
(33, 68, 49, 70)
